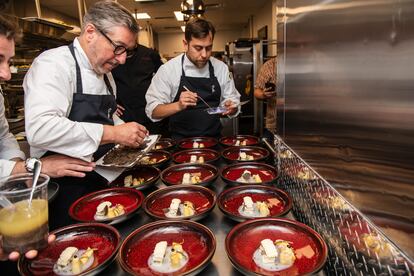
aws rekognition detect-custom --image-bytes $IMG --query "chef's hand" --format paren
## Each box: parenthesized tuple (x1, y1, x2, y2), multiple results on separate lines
(114, 122, 148, 148)
(178, 91, 198, 110)
(263, 87, 276, 99)
(41, 155, 96, 178)
(222, 100, 238, 116)
(0, 235, 56, 261)
(115, 104, 125, 117)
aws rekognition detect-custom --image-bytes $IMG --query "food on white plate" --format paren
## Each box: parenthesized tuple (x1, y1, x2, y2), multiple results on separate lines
(148, 241, 189, 273)
(253, 239, 296, 271)
(181, 172, 202, 184)
(94, 201, 125, 220)
(238, 151, 254, 161)
(238, 196, 277, 217)
(165, 198, 196, 218)
(236, 170, 262, 183)
(124, 174, 145, 187)
(53, 247, 96, 275)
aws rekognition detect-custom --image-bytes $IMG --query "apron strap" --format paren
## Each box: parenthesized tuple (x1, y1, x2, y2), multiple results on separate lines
(103, 74, 114, 96)
(68, 43, 83, 94)
(181, 54, 186, 77)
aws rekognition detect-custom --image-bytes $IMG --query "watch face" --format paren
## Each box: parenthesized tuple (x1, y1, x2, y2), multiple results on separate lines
(26, 158, 39, 172)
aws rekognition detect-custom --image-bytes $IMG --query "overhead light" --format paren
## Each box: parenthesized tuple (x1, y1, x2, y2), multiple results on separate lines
(133, 13, 151, 19)
(181, 0, 205, 15)
(174, 11, 184, 21)
(181, 26, 186, 32)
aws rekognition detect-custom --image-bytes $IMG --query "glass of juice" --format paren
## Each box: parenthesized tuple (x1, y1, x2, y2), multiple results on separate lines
(0, 173, 49, 253)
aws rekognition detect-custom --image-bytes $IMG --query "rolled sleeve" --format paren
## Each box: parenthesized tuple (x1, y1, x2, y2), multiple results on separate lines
(0, 159, 17, 178)
(219, 66, 241, 118)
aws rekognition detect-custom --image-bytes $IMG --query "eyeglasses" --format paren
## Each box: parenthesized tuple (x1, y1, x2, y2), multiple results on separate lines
(96, 28, 137, 58)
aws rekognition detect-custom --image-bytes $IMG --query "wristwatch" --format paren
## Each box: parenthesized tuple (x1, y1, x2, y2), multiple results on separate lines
(25, 157, 41, 173)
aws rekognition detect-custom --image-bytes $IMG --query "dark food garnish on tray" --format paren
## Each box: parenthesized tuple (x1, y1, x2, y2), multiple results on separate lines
(103, 144, 147, 166)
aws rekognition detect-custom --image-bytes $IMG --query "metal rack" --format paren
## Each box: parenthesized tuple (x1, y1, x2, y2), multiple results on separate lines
(272, 135, 414, 275)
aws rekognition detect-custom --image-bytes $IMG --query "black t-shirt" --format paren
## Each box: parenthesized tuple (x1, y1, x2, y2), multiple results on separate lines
(112, 44, 165, 134)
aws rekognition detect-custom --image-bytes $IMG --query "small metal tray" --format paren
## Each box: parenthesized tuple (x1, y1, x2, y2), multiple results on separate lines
(96, 135, 160, 168)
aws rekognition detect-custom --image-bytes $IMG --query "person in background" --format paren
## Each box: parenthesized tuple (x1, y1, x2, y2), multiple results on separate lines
(254, 57, 277, 140)
(145, 18, 240, 140)
(112, 44, 167, 135)
(0, 14, 94, 267)
(23, 1, 148, 229)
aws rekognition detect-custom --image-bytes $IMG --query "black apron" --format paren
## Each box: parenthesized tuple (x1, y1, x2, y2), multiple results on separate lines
(169, 55, 222, 140)
(47, 43, 117, 230)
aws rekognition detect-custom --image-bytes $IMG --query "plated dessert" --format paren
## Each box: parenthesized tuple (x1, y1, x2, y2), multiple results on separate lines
(69, 188, 144, 224)
(222, 146, 269, 163)
(172, 149, 220, 164)
(218, 185, 292, 222)
(221, 162, 278, 186)
(154, 138, 176, 151)
(111, 166, 160, 190)
(119, 220, 216, 276)
(225, 218, 327, 275)
(143, 185, 216, 221)
(161, 163, 218, 186)
(220, 135, 260, 147)
(178, 137, 218, 149)
(19, 223, 121, 276)
(136, 150, 171, 168)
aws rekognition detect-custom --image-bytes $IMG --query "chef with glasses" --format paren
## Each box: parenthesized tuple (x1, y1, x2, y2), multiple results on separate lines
(23, 1, 148, 229)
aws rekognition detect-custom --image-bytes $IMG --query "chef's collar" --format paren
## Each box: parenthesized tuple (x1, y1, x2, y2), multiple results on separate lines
(73, 37, 93, 71)
(183, 53, 209, 74)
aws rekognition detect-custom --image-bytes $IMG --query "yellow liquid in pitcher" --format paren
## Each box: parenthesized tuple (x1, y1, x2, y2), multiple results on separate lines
(0, 199, 48, 236)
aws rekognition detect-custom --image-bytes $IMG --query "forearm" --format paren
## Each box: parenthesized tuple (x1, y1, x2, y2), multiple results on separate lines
(152, 103, 182, 120)
(11, 160, 26, 175)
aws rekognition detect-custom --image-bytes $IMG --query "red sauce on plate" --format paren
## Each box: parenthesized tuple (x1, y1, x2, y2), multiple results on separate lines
(227, 221, 326, 275)
(223, 167, 276, 182)
(147, 191, 213, 217)
(72, 192, 141, 221)
(26, 232, 116, 275)
(163, 167, 216, 185)
(178, 137, 217, 149)
(220, 135, 259, 146)
(125, 227, 212, 275)
(173, 149, 219, 163)
(223, 192, 288, 217)
(223, 147, 268, 161)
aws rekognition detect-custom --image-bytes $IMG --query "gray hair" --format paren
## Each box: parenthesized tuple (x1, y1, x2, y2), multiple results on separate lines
(82, 1, 138, 34)
(0, 14, 22, 41)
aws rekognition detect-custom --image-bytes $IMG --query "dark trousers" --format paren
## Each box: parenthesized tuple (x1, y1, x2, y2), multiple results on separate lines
(49, 171, 108, 230)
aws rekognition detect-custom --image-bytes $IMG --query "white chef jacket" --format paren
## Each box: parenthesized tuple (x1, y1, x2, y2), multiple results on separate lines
(0, 93, 26, 177)
(145, 53, 240, 122)
(24, 38, 118, 161)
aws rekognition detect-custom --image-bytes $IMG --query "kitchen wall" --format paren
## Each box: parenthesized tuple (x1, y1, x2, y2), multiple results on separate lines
(157, 29, 244, 58)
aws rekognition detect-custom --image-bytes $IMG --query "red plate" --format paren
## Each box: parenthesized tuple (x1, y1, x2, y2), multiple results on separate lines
(143, 185, 216, 221)
(119, 220, 216, 276)
(222, 146, 270, 162)
(69, 188, 144, 224)
(111, 166, 160, 190)
(221, 162, 278, 186)
(19, 223, 121, 276)
(178, 137, 218, 149)
(161, 163, 218, 186)
(154, 138, 176, 151)
(136, 150, 171, 168)
(220, 135, 260, 147)
(172, 149, 220, 164)
(225, 218, 327, 276)
(218, 185, 292, 222)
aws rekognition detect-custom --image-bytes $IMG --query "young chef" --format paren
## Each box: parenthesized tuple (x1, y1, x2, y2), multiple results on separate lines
(145, 18, 240, 140)
(23, 1, 148, 229)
